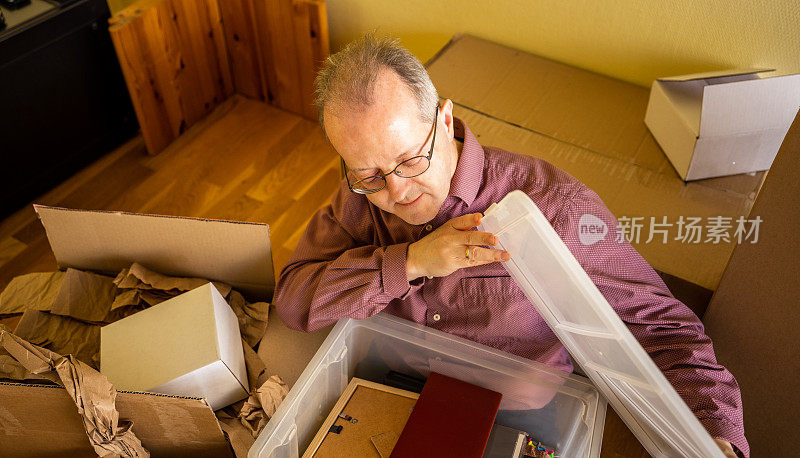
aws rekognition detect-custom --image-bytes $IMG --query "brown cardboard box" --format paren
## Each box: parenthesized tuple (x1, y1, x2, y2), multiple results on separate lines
(426, 34, 765, 290)
(0, 382, 232, 457)
(0, 204, 276, 455)
(645, 69, 800, 180)
(34, 205, 275, 300)
(702, 110, 800, 456)
(256, 303, 333, 389)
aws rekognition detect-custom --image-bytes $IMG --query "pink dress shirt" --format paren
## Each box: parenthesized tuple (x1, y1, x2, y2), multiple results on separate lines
(273, 117, 748, 456)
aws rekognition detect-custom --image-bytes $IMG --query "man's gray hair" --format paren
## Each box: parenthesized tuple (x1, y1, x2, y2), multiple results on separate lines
(314, 32, 439, 133)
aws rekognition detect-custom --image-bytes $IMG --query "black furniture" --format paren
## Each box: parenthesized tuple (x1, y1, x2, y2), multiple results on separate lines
(0, 0, 137, 218)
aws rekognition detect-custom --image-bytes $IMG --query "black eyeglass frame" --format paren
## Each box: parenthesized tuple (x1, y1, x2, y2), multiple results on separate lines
(344, 105, 439, 195)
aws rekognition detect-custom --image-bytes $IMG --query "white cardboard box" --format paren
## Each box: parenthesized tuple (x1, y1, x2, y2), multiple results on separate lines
(644, 68, 800, 180)
(100, 283, 249, 411)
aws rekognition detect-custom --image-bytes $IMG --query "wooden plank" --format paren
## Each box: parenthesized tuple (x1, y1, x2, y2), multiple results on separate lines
(260, 0, 305, 113)
(109, 0, 234, 155)
(218, 0, 264, 99)
(139, 2, 189, 136)
(291, 0, 317, 120)
(296, 0, 329, 120)
(184, 0, 235, 103)
(307, 0, 330, 79)
(110, 11, 174, 155)
(247, 0, 278, 104)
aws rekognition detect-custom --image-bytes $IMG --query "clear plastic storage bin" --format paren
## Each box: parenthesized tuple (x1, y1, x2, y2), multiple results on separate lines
(249, 313, 606, 457)
(252, 189, 726, 458)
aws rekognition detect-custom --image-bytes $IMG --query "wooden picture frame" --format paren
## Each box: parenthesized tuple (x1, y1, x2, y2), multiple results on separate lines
(303, 378, 420, 458)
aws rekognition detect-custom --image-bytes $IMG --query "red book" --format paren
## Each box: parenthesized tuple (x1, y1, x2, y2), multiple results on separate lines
(390, 372, 502, 458)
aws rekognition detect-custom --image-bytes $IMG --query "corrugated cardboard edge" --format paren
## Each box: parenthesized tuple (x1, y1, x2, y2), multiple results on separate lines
(33, 204, 275, 302)
(0, 380, 234, 456)
(657, 68, 774, 82)
(0, 377, 227, 422)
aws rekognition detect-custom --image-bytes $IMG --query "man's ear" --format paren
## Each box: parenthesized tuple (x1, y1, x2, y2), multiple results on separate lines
(440, 99, 456, 143)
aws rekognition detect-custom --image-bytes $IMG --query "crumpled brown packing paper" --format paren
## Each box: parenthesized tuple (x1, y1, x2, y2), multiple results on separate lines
(114, 262, 232, 297)
(0, 269, 116, 322)
(239, 340, 289, 429)
(112, 263, 268, 348)
(227, 290, 270, 348)
(215, 337, 289, 455)
(15, 309, 101, 368)
(0, 325, 149, 457)
(237, 375, 288, 436)
(51, 268, 118, 322)
(0, 268, 116, 370)
(0, 271, 65, 315)
(237, 341, 289, 437)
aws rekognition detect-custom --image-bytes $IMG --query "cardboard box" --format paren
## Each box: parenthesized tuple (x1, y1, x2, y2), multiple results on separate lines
(34, 205, 275, 301)
(425, 34, 767, 290)
(256, 303, 333, 389)
(645, 69, 800, 180)
(0, 204, 275, 455)
(0, 381, 233, 457)
(101, 283, 249, 411)
(702, 110, 800, 456)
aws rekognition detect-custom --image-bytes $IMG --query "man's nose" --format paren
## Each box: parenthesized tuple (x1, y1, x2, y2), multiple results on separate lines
(384, 172, 410, 202)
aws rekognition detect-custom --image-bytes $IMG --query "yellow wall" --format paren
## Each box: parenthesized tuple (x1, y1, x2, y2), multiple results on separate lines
(326, 0, 800, 88)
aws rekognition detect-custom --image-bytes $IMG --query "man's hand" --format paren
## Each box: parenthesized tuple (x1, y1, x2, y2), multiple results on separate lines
(714, 438, 737, 457)
(406, 213, 510, 281)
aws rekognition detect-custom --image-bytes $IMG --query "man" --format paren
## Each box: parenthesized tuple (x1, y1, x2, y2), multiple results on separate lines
(273, 33, 746, 457)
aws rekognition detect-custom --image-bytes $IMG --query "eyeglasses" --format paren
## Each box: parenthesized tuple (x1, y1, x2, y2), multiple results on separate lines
(345, 105, 438, 194)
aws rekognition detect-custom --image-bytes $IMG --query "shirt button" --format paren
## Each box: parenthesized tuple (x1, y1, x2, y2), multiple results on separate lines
(426, 275, 433, 279)
(432, 313, 441, 322)
(424, 224, 432, 231)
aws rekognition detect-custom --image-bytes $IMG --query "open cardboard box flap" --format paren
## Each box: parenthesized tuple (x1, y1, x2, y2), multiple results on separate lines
(656, 68, 773, 82)
(654, 69, 800, 138)
(33, 205, 275, 301)
(0, 381, 232, 457)
(698, 73, 800, 137)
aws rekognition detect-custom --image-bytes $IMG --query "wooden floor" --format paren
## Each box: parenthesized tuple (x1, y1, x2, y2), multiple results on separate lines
(0, 95, 648, 457)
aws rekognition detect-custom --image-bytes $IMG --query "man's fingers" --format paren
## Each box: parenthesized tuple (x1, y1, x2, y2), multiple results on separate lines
(462, 230, 498, 247)
(466, 246, 510, 265)
(450, 212, 482, 231)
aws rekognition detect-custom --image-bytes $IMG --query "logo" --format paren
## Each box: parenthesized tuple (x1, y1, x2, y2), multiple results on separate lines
(578, 214, 608, 246)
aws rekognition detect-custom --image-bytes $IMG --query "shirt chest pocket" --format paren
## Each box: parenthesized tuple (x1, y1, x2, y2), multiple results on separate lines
(457, 276, 542, 341)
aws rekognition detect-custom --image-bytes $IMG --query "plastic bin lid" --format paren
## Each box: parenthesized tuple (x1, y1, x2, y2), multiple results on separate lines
(479, 190, 725, 458)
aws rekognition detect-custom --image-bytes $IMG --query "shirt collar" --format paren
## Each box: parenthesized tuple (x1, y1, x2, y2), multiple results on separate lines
(447, 116, 484, 207)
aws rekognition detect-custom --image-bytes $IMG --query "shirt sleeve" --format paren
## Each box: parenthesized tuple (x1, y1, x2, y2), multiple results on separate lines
(272, 184, 425, 332)
(554, 186, 749, 458)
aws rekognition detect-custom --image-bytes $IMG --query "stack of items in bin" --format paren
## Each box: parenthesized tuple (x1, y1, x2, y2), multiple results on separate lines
(304, 371, 559, 458)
